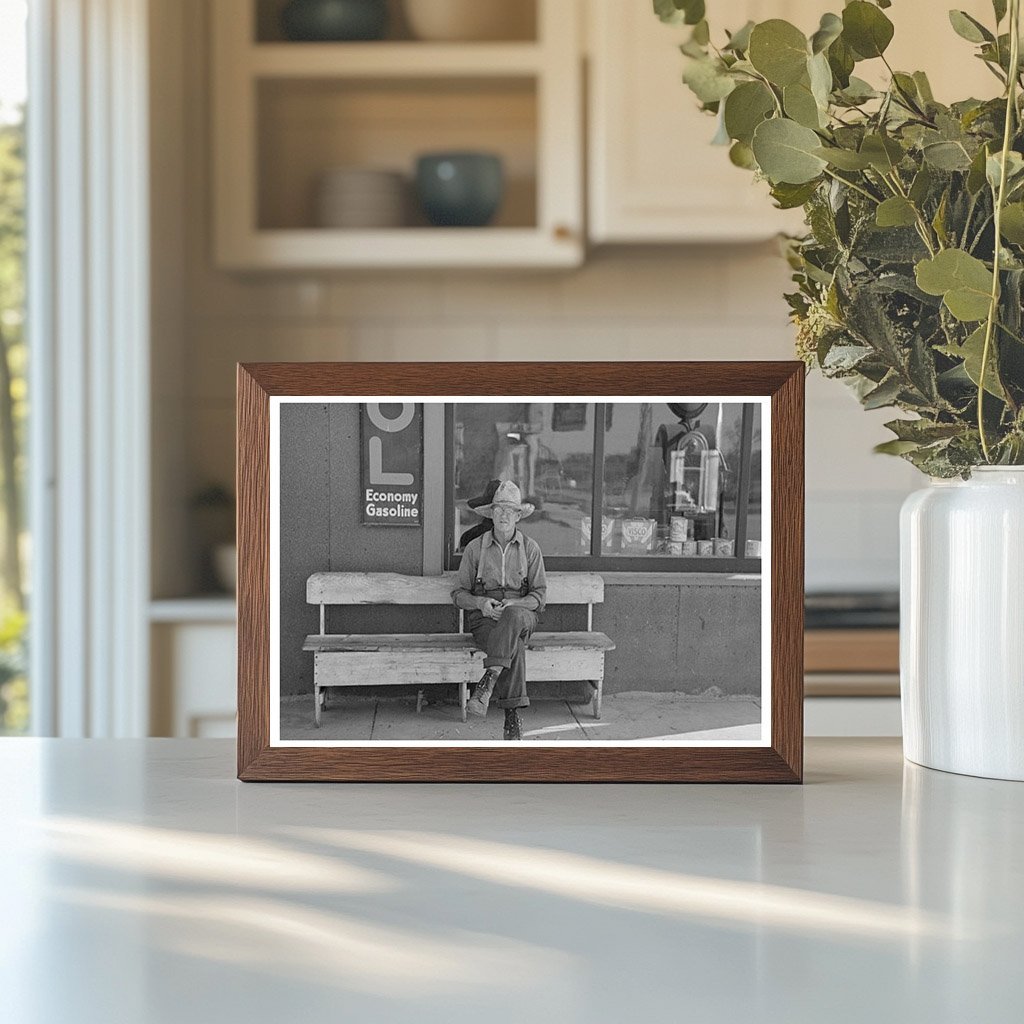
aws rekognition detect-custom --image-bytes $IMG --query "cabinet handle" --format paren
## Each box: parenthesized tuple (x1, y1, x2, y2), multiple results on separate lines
(553, 224, 575, 241)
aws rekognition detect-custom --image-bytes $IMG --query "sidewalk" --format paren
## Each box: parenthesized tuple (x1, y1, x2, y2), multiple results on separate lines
(280, 691, 762, 743)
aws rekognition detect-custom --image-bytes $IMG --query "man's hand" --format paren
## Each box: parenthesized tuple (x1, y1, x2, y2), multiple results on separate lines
(479, 597, 503, 620)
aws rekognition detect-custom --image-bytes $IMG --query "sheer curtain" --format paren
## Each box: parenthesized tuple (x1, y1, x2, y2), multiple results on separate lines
(28, 0, 150, 736)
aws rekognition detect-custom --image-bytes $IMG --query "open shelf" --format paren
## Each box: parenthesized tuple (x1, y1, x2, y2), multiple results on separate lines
(249, 42, 544, 77)
(213, 0, 581, 268)
(257, 77, 537, 231)
(254, 0, 539, 45)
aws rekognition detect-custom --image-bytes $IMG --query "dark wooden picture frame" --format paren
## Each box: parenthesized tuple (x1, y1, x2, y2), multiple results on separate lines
(237, 362, 804, 782)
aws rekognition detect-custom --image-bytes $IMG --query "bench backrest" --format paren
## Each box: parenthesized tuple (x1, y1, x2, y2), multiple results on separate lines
(307, 571, 604, 606)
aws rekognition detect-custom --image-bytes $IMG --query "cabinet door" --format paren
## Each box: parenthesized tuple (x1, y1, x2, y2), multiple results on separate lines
(588, 0, 996, 244)
(212, 0, 584, 269)
(588, 0, 812, 242)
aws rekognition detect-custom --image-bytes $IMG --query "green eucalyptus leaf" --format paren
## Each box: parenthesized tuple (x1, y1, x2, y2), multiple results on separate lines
(784, 80, 824, 129)
(653, 0, 682, 24)
(813, 145, 872, 170)
(684, 1, 706, 26)
(874, 438, 921, 455)
(770, 179, 820, 208)
(932, 190, 950, 246)
(725, 58, 756, 75)
(913, 71, 935, 104)
(723, 81, 775, 144)
(939, 325, 1006, 397)
(986, 150, 1024, 190)
(724, 20, 755, 53)
(808, 52, 833, 108)
(884, 418, 963, 443)
(891, 72, 921, 108)
(915, 249, 994, 322)
(810, 12, 843, 54)
(751, 118, 828, 184)
(909, 164, 934, 205)
(842, 1, 895, 59)
(748, 20, 809, 86)
(922, 140, 973, 171)
(999, 203, 1024, 244)
(729, 140, 758, 169)
(967, 144, 991, 194)
(837, 76, 879, 104)
(993, 0, 1008, 24)
(683, 57, 736, 104)
(948, 10, 994, 44)
(862, 374, 903, 409)
(653, 0, 705, 26)
(860, 133, 904, 173)
(876, 196, 918, 228)
(827, 35, 856, 88)
(692, 19, 710, 45)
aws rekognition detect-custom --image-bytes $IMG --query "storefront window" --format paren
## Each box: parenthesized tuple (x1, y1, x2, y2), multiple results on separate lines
(453, 402, 594, 556)
(449, 401, 762, 570)
(600, 403, 757, 557)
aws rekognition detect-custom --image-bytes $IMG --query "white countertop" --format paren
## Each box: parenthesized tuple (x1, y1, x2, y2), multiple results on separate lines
(1, 738, 1020, 1023)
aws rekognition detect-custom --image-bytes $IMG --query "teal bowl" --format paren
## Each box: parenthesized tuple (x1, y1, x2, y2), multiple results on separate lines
(415, 153, 505, 228)
(281, 0, 388, 41)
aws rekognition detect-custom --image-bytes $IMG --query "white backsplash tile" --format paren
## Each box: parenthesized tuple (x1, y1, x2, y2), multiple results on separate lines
(184, 248, 917, 592)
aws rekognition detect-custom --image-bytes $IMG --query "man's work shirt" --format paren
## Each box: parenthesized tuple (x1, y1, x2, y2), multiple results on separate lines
(451, 529, 548, 613)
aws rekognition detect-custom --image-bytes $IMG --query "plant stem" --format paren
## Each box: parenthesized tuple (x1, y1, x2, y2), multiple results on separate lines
(822, 167, 880, 205)
(884, 170, 939, 254)
(979, 0, 1020, 462)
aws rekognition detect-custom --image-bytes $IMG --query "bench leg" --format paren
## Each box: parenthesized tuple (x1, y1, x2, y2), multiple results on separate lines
(460, 682, 467, 723)
(315, 683, 321, 728)
(416, 689, 424, 714)
(593, 679, 602, 720)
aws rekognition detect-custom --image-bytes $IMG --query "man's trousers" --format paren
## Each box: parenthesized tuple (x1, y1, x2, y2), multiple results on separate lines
(467, 605, 538, 709)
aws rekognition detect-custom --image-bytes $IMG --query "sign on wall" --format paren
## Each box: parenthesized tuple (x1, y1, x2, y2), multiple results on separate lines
(360, 402, 424, 526)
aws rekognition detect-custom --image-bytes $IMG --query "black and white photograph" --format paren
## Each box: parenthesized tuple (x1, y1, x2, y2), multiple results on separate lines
(270, 397, 770, 746)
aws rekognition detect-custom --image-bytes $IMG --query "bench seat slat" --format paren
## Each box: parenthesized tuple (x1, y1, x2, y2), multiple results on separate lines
(303, 631, 615, 654)
(307, 571, 604, 606)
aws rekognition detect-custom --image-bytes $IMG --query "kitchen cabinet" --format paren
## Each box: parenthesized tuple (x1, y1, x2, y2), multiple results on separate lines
(150, 601, 237, 737)
(211, 0, 583, 269)
(587, 0, 810, 243)
(586, 0, 998, 244)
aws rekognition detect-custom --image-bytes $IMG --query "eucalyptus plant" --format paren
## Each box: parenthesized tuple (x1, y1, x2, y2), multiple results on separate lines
(657, 0, 1024, 475)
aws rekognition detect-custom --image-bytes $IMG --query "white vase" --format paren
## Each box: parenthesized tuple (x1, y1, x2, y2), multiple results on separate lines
(900, 467, 1024, 780)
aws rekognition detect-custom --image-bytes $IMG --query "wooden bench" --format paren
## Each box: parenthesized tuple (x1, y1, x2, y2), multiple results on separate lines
(303, 571, 615, 727)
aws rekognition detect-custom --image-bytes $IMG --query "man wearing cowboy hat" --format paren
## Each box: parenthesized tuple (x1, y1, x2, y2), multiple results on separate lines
(450, 480, 547, 741)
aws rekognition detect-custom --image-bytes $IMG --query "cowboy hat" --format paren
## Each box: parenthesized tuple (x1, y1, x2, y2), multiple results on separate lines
(466, 479, 502, 509)
(475, 480, 535, 519)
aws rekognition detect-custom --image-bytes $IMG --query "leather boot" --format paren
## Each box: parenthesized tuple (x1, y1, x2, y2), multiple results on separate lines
(503, 708, 523, 741)
(467, 668, 499, 717)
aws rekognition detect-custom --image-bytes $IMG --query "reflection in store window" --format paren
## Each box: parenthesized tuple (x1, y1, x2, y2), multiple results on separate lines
(451, 401, 761, 565)
(453, 403, 594, 556)
(601, 403, 760, 557)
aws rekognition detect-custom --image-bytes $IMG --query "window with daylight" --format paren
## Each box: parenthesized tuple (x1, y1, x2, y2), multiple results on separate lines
(0, 0, 28, 733)
(447, 402, 762, 572)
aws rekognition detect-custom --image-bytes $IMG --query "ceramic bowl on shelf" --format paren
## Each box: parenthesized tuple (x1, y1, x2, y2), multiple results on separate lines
(403, 0, 535, 42)
(414, 152, 504, 227)
(280, 0, 388, 42)
(315, 167, 408, 228)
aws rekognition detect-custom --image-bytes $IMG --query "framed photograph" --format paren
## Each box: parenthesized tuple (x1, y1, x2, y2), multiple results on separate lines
(237, 362, 804, 782)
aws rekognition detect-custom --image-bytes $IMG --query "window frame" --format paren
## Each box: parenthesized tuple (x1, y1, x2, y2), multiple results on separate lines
(444, 401, 762, 574)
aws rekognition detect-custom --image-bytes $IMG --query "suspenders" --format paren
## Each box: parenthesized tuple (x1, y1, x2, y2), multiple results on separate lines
(471, 537, 531, 597)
